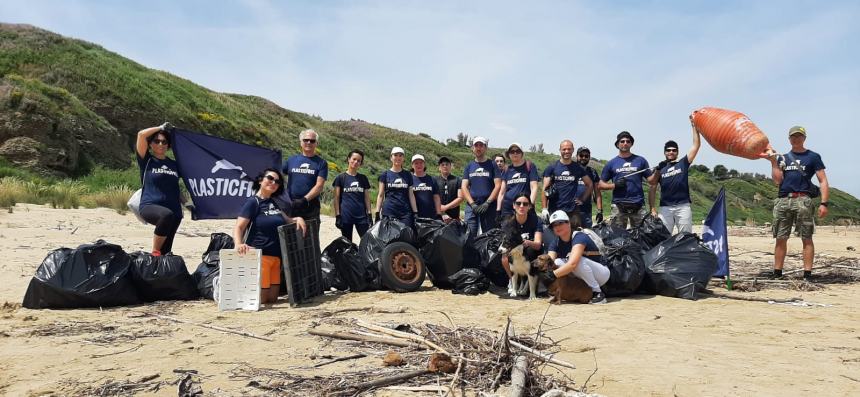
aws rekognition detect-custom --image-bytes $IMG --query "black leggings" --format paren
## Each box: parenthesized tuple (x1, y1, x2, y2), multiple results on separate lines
(139, 204, 182, 253)
(340, 222, 370, 242)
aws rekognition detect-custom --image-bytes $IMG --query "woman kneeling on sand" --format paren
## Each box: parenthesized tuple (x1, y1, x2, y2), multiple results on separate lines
(544, 210, 609, 304)
(234, 169, 306, 304)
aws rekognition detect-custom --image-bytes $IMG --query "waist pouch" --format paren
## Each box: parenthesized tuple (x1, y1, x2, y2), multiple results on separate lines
(616, 202, 642, 214)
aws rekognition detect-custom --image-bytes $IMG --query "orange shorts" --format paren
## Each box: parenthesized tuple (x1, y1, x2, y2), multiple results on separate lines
(260, 255, 281, 289)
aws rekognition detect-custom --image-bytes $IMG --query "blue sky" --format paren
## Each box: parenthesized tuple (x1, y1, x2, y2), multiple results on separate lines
(3, 0, 859, 197)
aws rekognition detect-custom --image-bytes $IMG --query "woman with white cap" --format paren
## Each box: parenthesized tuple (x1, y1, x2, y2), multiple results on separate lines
(544, 210, 609, 304)
(375, 147, 418, 226)
(497, 142, 539, 222)
(411, 154, 442, 220)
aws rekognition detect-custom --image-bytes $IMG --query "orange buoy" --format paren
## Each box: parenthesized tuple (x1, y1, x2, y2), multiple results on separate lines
(691, 107, 774, 160)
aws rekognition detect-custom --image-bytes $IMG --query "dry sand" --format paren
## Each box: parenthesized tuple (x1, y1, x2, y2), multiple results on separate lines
(1, 204, 859, 396)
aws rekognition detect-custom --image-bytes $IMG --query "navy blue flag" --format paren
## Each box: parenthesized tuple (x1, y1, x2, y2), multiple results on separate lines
(171, 129, 282, 219)
(702, 187, 730, 277)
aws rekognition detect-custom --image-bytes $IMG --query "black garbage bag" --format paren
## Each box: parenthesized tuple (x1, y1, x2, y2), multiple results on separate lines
(193, 233, 234, 300)
(415, 218, 469, 288)
(462, 228, 507, 287)
(600, 239, 646, 297)
(449, 268, 490, 295)
(592, 222, 630, 245)
(640, 233, 718, 300)
(631, 214, 672, 250)
(359, 218, 415, 273)
(130, 252, 199, 302)
(320, 255, 347, 291)
(22, 240, 141, 309)
(324, 237, 379, 292)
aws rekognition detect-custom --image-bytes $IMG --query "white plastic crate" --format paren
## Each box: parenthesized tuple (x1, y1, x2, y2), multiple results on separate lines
(217, 249, 261, 311)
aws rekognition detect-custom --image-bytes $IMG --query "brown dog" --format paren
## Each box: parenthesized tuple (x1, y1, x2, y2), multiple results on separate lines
(533, 254, 592, 304)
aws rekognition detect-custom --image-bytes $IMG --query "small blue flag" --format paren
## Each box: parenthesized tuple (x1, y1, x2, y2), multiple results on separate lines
(171, 129, 282, 219)
(703, 188, 730, 277)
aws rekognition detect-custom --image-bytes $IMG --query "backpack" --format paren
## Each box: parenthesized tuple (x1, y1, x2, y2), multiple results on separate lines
(572, 229, 606, 256)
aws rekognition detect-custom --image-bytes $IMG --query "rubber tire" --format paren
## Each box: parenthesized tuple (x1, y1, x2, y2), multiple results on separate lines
(379, 242, 426, 292)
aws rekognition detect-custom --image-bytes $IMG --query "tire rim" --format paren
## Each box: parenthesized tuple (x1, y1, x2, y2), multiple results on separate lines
(391, 251, 421, 283)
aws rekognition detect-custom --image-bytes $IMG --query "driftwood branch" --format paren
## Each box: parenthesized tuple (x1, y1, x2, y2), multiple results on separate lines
(509, 340, 576, 370)
(355, 320, 449, 354)
(509, 355, 528, 397)
(308, 329, 425, 349)
(141, 313, 272, 341)
(341, 369, 432, 394)
(312, 353, 366, 368)
(89, 344, 142, 358)
(705, 291, 801, 304)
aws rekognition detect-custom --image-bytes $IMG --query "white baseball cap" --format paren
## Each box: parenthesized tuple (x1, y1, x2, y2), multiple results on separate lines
(549, 210, 570, 226)
(472, 136, 488, 146)
(391, 147, 405, 155)
(411, 154, 425, 163)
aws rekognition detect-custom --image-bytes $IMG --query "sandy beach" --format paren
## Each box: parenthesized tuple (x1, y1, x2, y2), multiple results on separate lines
(1, 204, 859, 396)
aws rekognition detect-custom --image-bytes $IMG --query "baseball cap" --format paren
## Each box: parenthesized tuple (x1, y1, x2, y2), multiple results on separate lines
(472, 136, 488, 146)
(615, 131, 634, 148)
(664, 140, 679, 151)
(548, 210, 570, 226)
(391, 147, 405, 155)
(411, 154, 425, 163)
(437, 156, 451, 165)
(788, 126, 807, 137)
(576, 146, 591, 155)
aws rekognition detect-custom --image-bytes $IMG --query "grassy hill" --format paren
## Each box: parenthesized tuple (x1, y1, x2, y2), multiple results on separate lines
(1, 23, 858, 224)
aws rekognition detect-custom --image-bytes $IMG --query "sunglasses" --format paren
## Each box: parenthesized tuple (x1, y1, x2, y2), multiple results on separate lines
(514, 201, 531, 207)
(152, 139, 169, 145)
(665, 148, 678, 152)
(508, 149, 523, 155)
(578, 153, 590, 157)
(264, 175, 282, 184)
(302, 139, 317, 144)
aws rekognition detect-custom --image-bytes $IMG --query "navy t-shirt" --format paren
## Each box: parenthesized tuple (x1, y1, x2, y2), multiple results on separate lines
(779, 150, 825, 197)
(333, 172, 371, 224)
(463, 159, 500, 203)
(412, 174, 440, 219)
(283, 155, 329, 200)
(137, 153, 183, 218)
(600, 155, 652, 205)
(548, 231, 601, 262)
(658, 155, 691, 206)
(379, 169, 414, 217)
(503, 211, 543, 242)
(239, 197, 287, 257)
(542, 161, 587, 212)
(501, 162, 540, 215)
(574, 166, 599, 215)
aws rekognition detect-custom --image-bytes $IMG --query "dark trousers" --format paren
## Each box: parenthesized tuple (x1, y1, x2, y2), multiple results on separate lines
(465, 203, 498, 237)
(340, 222, 370, 242)
(139, 204, 182, 253)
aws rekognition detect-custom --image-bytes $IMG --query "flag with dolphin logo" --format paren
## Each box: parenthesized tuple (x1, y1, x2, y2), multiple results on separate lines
(702, 187, 730, 278)
(171, 128, 282, 219)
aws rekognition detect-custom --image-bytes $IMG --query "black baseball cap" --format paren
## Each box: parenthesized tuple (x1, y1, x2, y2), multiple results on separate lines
(438, 156, 452, 165)
(577, 146, 591, 155)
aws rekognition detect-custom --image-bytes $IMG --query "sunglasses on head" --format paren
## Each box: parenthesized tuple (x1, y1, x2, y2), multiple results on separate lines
(514, 201, 531, 207)
(152, 139, 169, 145)
(302, 139, 317, 144)
(264, 174, 282, 184)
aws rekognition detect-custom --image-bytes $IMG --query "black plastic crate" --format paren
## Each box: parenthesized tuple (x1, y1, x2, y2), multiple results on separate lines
(278, 219, 323, 306)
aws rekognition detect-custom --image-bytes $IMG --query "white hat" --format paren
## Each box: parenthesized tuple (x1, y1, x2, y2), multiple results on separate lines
(472, 136, 488, 146)
(549, 210, 570, 225)
(391, 147, 405, 155)
(411, 154, 425, 162)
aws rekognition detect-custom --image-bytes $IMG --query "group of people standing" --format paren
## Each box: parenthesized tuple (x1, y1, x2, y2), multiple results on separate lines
(134, 120, 829, 304)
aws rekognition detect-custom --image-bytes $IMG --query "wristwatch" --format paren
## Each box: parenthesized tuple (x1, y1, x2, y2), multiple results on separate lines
(820, 202, 829, 207)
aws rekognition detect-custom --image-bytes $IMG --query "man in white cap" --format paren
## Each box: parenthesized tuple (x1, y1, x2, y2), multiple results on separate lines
(544, 210, 609, 304)
(411, 154, 442, 220)
(461, 136, 502, 236)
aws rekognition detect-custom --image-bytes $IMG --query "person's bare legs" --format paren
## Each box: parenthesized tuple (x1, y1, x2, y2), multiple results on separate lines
(774, 238, 788, 270)
(152, 235, 167, 253)
(801, 239, 814, 271)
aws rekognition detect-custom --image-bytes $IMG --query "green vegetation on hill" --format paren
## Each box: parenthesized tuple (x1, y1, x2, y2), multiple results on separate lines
(0, 23, 858, 224)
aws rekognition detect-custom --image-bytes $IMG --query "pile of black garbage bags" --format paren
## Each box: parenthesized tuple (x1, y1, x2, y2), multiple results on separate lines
(22, 234, 236, 309)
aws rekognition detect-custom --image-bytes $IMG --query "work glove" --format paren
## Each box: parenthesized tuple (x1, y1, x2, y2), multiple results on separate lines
(615, 177, 627, 190)
(335, 215, 343, 229)
(541, 269, 557, 287)
(366, 213, 373, 225)
(474, 202, 489, 215)
(291, 197, 308, 211)
(776, 154, 786, 170)
(595, 212, 604, 224)
(656, 160, 668, 170)
(495, 213, 503, 226)
(540, 208, 550, 224)
(374, 211, 381, 224)
(545, 184, 558, 201)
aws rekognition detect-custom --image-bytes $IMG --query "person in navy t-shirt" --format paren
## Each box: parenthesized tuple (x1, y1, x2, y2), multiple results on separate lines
(234, 168, 306, 304)
(541, 140, 593, 223)
(767, 125, 830, 280)
(333, 150, 372, 241)
(282, 129, 328, 222)
(543, 210, 609, 304)
(647, 120, 701, 234)
(598, 131, 657, 229)
(411, 154, 442, 220)
(135, 123, 187, 256)
(497, 143, 539, 221)
(376, 147, 417, 226)
(574, 146, 602, 228)
(461, 136, 502, 236)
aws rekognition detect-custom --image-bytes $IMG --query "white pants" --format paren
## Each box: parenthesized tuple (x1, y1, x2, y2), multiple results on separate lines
(555, 257, 610, 292)
(659, 203, 692, 234)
